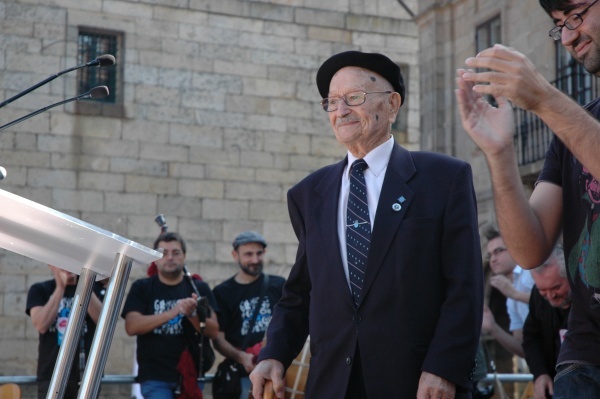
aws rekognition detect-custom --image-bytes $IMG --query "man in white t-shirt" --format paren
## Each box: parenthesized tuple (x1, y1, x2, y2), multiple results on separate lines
(482, 227, 534, 357)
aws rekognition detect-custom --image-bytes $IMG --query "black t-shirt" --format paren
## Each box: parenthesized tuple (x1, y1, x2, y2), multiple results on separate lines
(120, 275, 218, 383)
(26, 280, 105, 382)
(522, 286, 569, 379)
(537, 97, 600, 365)
(213, 273, 285, 349)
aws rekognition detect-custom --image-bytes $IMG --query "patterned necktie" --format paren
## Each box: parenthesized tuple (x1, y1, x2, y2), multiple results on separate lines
(346, 159, 371, 306)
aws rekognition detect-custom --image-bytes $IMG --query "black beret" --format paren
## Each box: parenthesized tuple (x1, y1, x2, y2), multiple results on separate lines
(316, 51, 405, 105)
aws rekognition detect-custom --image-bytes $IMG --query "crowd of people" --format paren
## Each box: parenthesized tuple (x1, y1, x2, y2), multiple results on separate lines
(22, 1, 600, 398)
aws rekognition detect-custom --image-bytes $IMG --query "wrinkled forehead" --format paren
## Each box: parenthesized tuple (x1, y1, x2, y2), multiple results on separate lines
(329, 66, 391, 94)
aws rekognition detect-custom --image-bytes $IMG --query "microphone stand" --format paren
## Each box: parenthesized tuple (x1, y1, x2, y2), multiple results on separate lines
(0, 55, 115, 110)
(0, 86, 109, 132)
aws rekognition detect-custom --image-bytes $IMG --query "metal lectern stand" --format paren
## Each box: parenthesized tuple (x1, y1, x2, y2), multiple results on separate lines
(0, 189, 162, 399)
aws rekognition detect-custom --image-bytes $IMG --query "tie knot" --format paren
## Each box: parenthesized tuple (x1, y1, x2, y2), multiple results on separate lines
(351, 159, 368, 173)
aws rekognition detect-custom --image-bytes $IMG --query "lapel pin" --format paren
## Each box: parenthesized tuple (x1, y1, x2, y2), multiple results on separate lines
(392, 196, 406, 212)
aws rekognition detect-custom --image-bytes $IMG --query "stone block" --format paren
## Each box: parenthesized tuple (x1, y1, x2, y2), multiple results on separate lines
(140, 142, 188, 162)
(264, 21, 307, 38)
(82, 137, 140, 158)
(52, 188, 105, 212)
(249, 201, 289, 222)
(270, 98, 312, 119)
(78, 171, 125, 191)
(124, 63, 159, 85)
(225, 181, 283, 201)
(135, 84, 181, 106)
(213, 59, 268, 78)
(105, 192, 157, 214)
(189, 147, 240, 166)
(122, 119, 169, 143)
(178, 179, 224, 198)
(248, 2, 294, 22)
(263, 131, 310, 155)
(240, 150, 273, 169)
(153, 5, 209, 24)
(169, 163, 206, 179)
(170, 124, 223, 148)
(245, 114, 287, 133)
(205, 165, 255, 182)
(307, 26, 352, 43)
(125, 175, 178, 194)
(156, 195, 203, 218)
(111, 157, 168, 176)
(28, 168, 77, 189)
(226, 94, 271, 115)
(209, 14, 264, 32)
(202, 198, 248, 220)
(295, 8, 346, 28)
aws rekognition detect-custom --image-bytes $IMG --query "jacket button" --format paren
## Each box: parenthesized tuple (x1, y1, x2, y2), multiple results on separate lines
(353, 314, 362, 324)
(346, 357, 352, 365)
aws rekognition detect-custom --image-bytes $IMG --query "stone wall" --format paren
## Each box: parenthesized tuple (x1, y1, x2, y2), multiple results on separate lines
(0, 0, 418, 397)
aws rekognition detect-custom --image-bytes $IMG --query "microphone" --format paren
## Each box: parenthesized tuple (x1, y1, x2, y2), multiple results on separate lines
(0, 86, 109, 132)
(0, 55, 115, 110)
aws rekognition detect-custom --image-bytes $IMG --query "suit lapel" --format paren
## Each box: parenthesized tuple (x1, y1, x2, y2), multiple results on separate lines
(313, 158, 355, 305)
(359, 144, 416, 306)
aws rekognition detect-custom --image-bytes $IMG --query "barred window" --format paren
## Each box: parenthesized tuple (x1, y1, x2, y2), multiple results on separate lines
(77, 28, 120, 104)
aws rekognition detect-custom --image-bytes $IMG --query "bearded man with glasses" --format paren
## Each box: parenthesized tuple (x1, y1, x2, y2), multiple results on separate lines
(456, 1, 600, 397)
(250, 50, 483, 399)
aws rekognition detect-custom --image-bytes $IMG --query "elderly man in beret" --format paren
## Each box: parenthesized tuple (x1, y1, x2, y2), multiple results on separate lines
(250, 51, 483, 399)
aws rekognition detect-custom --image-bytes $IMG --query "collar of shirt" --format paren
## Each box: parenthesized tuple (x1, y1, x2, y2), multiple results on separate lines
(346, 135, 394, 179)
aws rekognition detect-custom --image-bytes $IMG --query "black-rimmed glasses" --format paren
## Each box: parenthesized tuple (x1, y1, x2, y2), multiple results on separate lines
(549, 0, 600, 41)
(320, 91, 392, 112)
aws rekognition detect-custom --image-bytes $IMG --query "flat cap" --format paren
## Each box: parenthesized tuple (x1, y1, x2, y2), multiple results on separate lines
(316, 51, 405, 105)
(232, 231, 267, 249)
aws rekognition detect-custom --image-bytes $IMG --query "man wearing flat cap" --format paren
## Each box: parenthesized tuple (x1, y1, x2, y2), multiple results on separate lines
(212, 231, 285, 399)
(250, 51, 483, 399)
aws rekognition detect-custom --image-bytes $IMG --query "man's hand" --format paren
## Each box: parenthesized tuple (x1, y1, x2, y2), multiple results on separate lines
(250, 359, 285, 399)
(49, 265, 70, 290)
(455, 68, 515, 159)
(460, 44, 555, 113)
(533, 374, 553, 399)
(175, 294, 199, 318)
(416, 371, 455, 399)
(239, 351, 256, 374)
(481, 305, 496, 335)
(489, 275, 516, 298)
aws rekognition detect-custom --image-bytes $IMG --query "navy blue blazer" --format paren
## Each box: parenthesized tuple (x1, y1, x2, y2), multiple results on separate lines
(259, 143, 483, 398)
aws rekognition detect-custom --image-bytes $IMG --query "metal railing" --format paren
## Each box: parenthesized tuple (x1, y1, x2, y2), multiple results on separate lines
(514, 62, 600, 166)
(0, 372, 532, 386)
(0, 374, 214, 385)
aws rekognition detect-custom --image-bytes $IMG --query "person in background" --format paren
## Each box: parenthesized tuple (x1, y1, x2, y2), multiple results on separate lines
(523, 245, 571, 399)
(481, 227, 534, 357)
(26, 265, 104, 399)
(212, 231, 285, 399)
(122, 232, 219, 399)
(456, 1, 600, 396)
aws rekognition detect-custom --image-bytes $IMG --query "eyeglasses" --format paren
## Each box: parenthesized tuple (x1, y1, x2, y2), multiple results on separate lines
(161, 249, 183, 257)
(549, 0, 600, 41)
(320, 91, 392, 112)
(489, 247, 507, 257)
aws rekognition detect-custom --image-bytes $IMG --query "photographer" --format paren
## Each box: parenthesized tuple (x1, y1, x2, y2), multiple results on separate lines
(122, 232, 219, 399)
